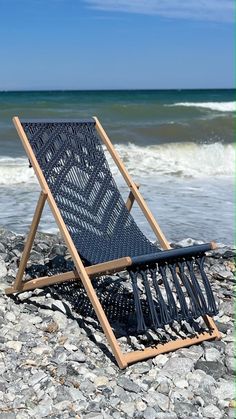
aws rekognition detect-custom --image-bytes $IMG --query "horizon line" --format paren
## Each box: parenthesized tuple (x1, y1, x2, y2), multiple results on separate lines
(0, 87, 235, 93)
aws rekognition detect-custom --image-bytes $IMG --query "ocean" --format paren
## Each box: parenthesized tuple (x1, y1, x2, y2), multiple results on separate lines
(0, 89, 234, 245)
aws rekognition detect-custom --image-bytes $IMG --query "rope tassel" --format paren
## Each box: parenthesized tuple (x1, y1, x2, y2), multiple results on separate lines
(128, 254, 218, 333)
(129, 268, 147, 332)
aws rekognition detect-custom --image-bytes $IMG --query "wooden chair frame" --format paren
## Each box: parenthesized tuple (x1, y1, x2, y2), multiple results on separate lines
(5, 116, 220, 369)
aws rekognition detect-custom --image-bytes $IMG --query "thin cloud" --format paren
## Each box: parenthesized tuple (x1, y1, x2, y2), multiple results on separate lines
(84, 0, 234, 22)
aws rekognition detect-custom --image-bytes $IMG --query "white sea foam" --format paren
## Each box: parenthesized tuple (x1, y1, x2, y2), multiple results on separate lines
(0, 157, 37, 185)
(0, 142, 232, 186)
(112, 142, 234, 178)
(168, 101, 235, 112)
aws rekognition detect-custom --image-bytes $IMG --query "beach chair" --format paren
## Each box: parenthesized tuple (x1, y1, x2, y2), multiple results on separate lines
(6, 117, 220, 368)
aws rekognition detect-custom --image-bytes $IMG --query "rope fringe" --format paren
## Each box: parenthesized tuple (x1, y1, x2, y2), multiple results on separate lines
(129, 255, 218, 332)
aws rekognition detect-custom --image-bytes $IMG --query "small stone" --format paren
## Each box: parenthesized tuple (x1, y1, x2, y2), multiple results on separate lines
(136, 400, 147, 412)
(177, 345, 204, 361)
(28, 371, 47, 386)
(53, 311, 68, 329)
(157, 381, 169, 395)
(64, 342, 78, 351)
(174, 401, 197, 418)
(0, 259, 7, 278)
(225, 357, 235, 374)
(202, 404, 223, 419)
(68, 387, 86, 402)
(117, 376, 140, 393)
(5, 312, 16, 322)
(205, 347, 221, 362)
(31, 396, 53, 417)
(153, 354, 169, 367)
(94, 333, 103, 343)
(120, 402, 135, 417)
(163, 357, 194, 377)
(225, 342, 233, 357)
(6, 340, 22, 353)
(195, 360, 225, 380)
(155, 414, 177, 419)
(94, 376, 109, 387)
(154, 392, 170, 411)
(215, 321, 230, 334)
(44, 321, 59, 333)
(174, 379, 188, 389)
(143, 406, 158, 419)
(69, 350, 86, 363)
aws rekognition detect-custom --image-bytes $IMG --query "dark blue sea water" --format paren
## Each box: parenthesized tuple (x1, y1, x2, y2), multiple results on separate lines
(0, 89, 234, 244)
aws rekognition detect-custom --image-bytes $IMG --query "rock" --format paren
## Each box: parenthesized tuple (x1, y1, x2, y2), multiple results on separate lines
(117, 376, 140, 393)
(173, 238, 204, 248)
(225, 357, 235, 375)
(31, 396, 53, 417)
(120, 401, 135, 417)
(225, 342, 233, 357)
(0, 258, 7, 278)
(155, 414, 177, 419)
(154, 392, 170, 411)
(64, 342, 78, 351)
(68, 350, 86, 363)
(177, 345, 204, 361)
(213, 379, 235, 401)
(68, 387, 86, 402)
(28, 371, 47, 386)
(153, 354, 169, 367)
(220, 300, 234, 316)
(6, 340, 22, 353)
(157, 381, 169, 395)
(114, 385, 131, 403)
(143, 406, 158, 419)
(215, 321, 231, 334)
(174, 379, 188, 389)
(205, 347, 221, 362)
(136, 400, 147, 411)
(174, 401, 197, 418)
(202, 404, 223, 419)
(195, 361, 225, 380)
(163, 357, 194, 377)
(52, 311, 68, 329)
(94, 376, 109, 387)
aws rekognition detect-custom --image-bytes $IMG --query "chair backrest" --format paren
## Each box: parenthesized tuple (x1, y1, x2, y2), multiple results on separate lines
(22, 120, 158, 264)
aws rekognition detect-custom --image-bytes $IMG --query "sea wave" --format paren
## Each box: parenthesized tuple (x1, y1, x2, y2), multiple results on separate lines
(0, 142, 233, 185)
(113, 142, 234, 178)
(168, 101, 235, 112)
(0, 157, 37, 185)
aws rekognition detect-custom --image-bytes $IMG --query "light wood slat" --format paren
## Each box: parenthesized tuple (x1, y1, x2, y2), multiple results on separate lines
(11, 116, 127, 369)
(124, 328, 220, 364)
(5, 256, 132, 294)
(6, 116, 220, 369)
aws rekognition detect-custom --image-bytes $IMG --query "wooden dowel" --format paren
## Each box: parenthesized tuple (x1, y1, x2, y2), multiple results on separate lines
(126, 183, 140, 212)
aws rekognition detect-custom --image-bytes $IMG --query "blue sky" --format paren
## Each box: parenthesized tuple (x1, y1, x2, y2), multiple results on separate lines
(0, 0, 234, 90)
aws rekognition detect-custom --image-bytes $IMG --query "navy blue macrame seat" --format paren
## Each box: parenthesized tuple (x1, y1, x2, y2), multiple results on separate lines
(22, 119, 218, 332)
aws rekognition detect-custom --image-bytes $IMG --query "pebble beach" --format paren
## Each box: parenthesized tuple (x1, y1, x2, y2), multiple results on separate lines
(0, 228, 234, 419)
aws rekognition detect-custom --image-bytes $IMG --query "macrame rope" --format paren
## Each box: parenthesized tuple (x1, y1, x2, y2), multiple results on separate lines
(196, 256, 218, 315)
(22, 120, 218, 333)
(129, 255, 218, 332)
(129, 268, 147, 332)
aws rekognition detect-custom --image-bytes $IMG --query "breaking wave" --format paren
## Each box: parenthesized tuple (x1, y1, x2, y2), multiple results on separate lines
(0, 142, 233, 186)
(168, 101, 235, 112)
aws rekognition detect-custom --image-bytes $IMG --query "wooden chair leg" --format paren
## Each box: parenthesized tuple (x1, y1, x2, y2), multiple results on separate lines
(7, 191, 47, 293)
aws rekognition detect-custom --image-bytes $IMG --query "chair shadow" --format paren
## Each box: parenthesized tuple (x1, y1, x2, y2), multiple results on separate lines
(11, 267, 207, 366)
